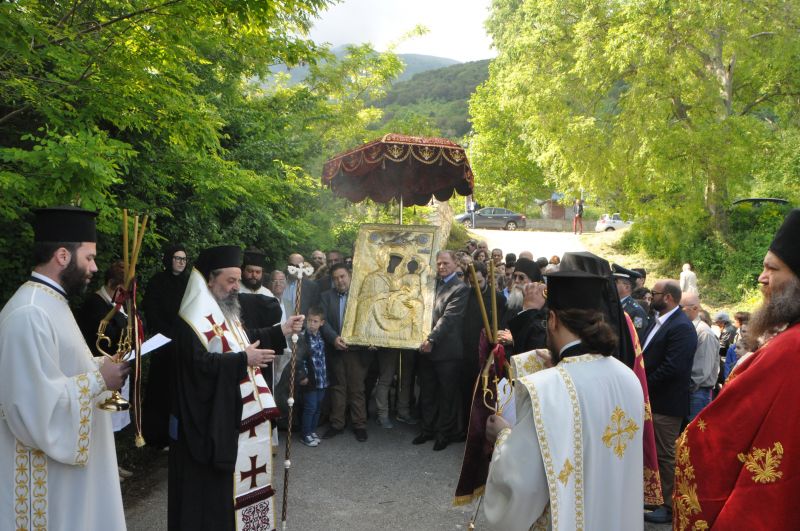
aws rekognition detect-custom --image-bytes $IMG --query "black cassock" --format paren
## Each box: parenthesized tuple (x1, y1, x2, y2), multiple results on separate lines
(506, 307, 548, 354)
(168, 318, 285, 531)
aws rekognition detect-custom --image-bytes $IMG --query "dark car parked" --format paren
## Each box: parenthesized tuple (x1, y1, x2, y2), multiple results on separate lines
(455, 207, 527, 230)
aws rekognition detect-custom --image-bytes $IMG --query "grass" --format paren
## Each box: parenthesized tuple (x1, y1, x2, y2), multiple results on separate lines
(578, 228, 759, 316)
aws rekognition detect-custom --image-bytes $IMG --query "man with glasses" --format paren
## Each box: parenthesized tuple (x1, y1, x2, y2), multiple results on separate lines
(496, 258, 548, 354)
(641, 279, 697, 524)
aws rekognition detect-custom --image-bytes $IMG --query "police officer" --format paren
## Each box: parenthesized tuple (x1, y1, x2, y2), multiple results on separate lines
(612, 263, 649, 342)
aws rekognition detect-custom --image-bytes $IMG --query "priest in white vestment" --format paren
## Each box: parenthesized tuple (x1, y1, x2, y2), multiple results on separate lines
(0, 207, 130, 531)
(485, 271, 644, 531)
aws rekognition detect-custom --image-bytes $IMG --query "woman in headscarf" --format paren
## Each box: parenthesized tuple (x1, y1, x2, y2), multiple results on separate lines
(141, 244, 190, 448)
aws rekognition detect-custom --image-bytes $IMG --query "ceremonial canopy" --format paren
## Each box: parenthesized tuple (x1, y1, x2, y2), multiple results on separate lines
(322, 134, 474, 207)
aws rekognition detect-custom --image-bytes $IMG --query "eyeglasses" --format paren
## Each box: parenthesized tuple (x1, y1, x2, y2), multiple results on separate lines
(173, 256, 187, 263)
(513, 273, 529, 281)
(650, 290, 664, 296)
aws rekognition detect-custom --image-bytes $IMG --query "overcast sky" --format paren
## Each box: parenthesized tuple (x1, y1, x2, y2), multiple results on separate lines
(308, 0, 495, 63)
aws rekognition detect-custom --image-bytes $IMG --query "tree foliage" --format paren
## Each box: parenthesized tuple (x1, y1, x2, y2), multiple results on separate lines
(0, 0, 413, 301)
(472, 0, 800, 228)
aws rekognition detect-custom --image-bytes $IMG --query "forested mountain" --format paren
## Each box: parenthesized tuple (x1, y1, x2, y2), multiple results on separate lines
(376, 59, 490, 138)
(273, 47, 459, 84)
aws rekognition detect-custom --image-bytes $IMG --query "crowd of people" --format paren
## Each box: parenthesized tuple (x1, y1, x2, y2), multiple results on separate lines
(1, 205, 798, 530)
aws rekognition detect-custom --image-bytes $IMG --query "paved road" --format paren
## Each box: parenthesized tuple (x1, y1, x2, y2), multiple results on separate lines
(124, 417, 669, 530)
(124, 420, 477, 530)
(468, 228, 586, 259)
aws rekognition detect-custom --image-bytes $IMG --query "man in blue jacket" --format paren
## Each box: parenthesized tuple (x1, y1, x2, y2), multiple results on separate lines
(642, 279, 698, 523)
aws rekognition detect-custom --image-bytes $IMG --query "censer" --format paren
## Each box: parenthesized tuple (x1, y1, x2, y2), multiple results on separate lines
(96, 209, 147, 447)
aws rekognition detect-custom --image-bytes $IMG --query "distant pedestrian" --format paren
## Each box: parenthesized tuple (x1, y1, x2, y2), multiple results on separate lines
(573, 198, 584, 234)
(680, 262, 698, 294)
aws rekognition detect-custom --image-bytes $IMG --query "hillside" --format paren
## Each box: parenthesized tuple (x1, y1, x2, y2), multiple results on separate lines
(272, 47, 460, 85)
(376, 59, 490, 138)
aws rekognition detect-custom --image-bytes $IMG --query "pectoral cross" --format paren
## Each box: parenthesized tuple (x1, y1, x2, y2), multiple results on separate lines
(203, 314, 231, 352)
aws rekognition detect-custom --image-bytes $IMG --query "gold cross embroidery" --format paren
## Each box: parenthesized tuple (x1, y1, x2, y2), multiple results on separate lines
(558, 458, 574, 486)
(602, 406, 639, 458)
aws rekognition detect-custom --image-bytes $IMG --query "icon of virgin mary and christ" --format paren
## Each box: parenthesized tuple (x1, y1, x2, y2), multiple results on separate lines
(353, 249, 427, 342)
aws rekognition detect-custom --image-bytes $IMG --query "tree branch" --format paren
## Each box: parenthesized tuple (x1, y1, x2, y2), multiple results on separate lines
(0, 104, 31, 126)
(39, 0, 183, 49)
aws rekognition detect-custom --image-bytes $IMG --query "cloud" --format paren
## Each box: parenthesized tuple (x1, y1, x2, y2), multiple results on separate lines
(308, 0, 495, 62)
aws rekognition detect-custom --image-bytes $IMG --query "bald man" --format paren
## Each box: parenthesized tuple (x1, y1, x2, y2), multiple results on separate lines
(642, 279, 698, 524)
(283, 253, 320, 318)
(680, 291, 720, 422)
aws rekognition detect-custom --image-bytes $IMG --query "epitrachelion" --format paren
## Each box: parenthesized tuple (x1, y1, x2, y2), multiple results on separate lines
(342, 224, 441, 349)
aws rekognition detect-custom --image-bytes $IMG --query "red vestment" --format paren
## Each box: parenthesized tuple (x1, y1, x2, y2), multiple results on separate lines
(626, 313, 664, 506)
(673, 322, 800, 530)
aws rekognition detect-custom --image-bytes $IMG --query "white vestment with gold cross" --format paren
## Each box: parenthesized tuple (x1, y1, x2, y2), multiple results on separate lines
(0, 279, 125, 531)
(485, 354, 644, 531)
(179, 269, 280, 531)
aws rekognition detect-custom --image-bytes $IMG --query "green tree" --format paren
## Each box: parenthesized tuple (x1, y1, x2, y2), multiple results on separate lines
(474, 0, 800, 233)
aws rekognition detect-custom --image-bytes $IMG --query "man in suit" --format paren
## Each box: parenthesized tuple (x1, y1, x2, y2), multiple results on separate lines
(413, 250, 469, 451)
(642, 279, 698, 524)
(283, 252, 320, 317)
(320, 263, 370, 442)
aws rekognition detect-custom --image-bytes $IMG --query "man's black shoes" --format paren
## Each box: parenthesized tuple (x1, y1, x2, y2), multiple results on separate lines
(322, 427, 343, 439)
(412, 433, 433, 445)
(433, 438, 449, 451)
(644, 506, 672, 524)
(354, 428, 368, 442)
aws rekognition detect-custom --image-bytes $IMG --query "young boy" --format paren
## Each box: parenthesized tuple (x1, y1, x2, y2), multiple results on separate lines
(298, 306, 328, 447)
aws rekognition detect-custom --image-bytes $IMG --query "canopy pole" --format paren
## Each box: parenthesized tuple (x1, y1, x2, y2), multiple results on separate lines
(399, 195, 403, 225)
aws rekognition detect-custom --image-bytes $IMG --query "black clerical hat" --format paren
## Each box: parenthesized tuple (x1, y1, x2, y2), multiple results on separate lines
(558, 252, 634, 368)
(33, 206, 97, 243)
(243, 248, 266, 269)
(770, 209, 800, 279)
(611, 263, 641, 280)
(195, 245, 242, 278)
(560, 251, 612, 277)
(546, 270, 610, 312)
(513, 257, 542, 282)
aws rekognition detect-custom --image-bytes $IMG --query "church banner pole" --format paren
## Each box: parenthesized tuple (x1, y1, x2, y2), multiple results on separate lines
(281, 263, 313, 530)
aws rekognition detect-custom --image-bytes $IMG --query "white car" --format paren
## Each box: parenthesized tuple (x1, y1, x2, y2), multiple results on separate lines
(595, 213, 632, 231)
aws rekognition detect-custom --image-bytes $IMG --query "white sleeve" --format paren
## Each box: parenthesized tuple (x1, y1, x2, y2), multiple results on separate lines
(0, 305, 107, 466)
(484, 390, 550, 530)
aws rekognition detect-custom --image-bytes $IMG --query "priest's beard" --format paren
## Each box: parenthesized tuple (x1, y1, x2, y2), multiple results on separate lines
(242, 277, 260, 292)
(60, 258, 92, 297)
(748, 275, 800, 348)
(217, 291, 241, 322)
(506, 286, 524, 312)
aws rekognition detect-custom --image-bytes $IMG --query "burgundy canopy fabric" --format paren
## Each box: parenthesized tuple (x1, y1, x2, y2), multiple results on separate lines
(321, 134, 475, 206)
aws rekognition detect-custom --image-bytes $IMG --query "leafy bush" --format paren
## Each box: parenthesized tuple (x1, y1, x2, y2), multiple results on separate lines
(619, 202, 792, 304)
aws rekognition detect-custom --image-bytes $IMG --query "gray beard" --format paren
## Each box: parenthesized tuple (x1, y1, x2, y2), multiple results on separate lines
(747, 276, 800, 349)
(506, 286, 524, 312)
(217, 292, 241, 322)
